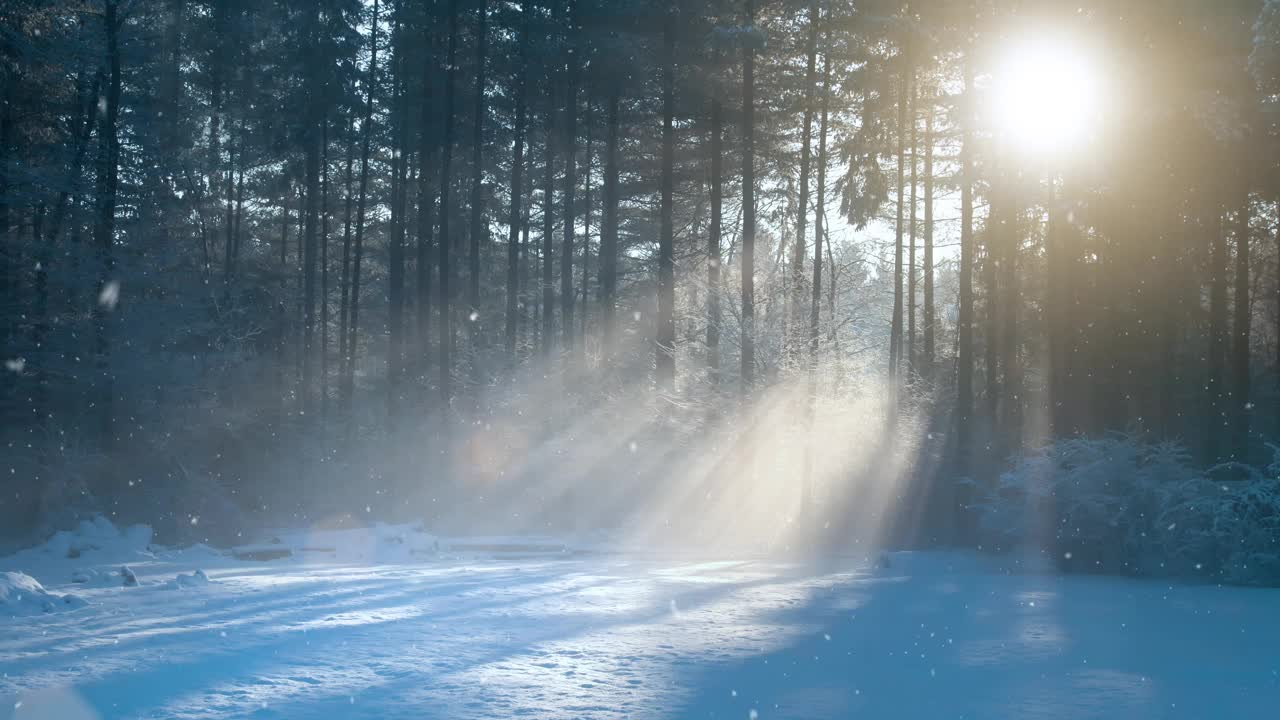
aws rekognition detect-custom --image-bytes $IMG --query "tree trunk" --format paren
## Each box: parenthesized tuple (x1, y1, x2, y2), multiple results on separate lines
(320, 120, 331, 416)
(437, 0, 460, 405)
(707, 7, 723, 385)
(811, 45, 829, 361)
(542, 101, 556, 356)
(208, 0, 228, 232)
(416, 14, 439, 386)
(561, 0, 579, 355)
(580, 99, 592, 347)
(339, 120, 355, 394)
(740, 0, 756, 391)
(0, 60, 13, 351)
(889, 60, 906, 392)
(921, 86, 934, 379)
(505, 0, 531, 362)
(1046, 173, 1069, 436)
(92, 0, 123, 447)
(387, 13, 409, 420)
(1206, 206, 1228, 464)
(907, 70, 917, 377)
(998, 154, 1021, 449)
(344, 0, 380, 409)
(1230, 197, 1251, 461)
(222, 111, 239, 288)
(466, 0, 488, 366)
(956, 47, 976, 511)
(601, 88, 620, 360)
(520, 151, 533, 354)
(655, 4, 676, 390)
(302, 3, 322, 416)
(983, 175, 1001, 427)
(790, 0, 818, 362)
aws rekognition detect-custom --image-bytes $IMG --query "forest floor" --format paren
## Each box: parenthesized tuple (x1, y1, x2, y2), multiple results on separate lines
(2, 520, 1278, 719)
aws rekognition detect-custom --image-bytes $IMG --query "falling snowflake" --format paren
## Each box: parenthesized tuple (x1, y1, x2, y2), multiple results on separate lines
(4, 358, 24, 373)
(99, 281, 121, 310)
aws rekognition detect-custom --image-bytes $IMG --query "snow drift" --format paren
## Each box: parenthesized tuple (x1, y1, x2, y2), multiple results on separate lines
(0, 571, 86, 616)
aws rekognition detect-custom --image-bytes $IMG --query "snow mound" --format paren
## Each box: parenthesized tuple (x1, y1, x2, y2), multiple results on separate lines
(166, 569, 210, 589)
(23, 515, 154, 564)
(69, 565, 138, 587)
(0, 571, 87, 616)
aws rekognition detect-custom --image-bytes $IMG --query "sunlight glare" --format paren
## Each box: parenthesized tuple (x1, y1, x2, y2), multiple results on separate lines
(993, 35, 1101, 156)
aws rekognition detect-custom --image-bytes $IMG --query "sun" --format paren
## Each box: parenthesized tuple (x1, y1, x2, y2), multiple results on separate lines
(992, 34, 1102, 157)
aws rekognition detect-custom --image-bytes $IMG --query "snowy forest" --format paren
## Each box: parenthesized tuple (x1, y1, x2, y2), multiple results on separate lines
(4, 0, 1280, 717)
(4, 0, 1280, 570)
(3, 0, 1280, 571)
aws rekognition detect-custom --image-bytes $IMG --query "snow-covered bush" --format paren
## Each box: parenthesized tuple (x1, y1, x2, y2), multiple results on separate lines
(974, 435, 1280, 586)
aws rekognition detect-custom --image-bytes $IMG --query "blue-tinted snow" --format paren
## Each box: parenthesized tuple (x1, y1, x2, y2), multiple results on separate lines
(1, 524, 1278, 719)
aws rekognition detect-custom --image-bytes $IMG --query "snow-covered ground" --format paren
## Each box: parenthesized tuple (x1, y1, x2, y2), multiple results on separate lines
(2, 521, 1279, 719)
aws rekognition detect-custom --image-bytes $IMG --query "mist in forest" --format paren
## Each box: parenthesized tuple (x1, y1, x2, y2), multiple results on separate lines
(1, 0, 1278, 581)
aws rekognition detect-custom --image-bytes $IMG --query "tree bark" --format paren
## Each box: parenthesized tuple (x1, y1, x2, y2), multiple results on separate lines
(998, 153, 1021, 449)
(467, 0, 488, 363)
(740, 0, 756, 391)
(655, 4, 676, 390)
(921, 86, 934, 378)
(1230, 197, 1251, 461)
(437, 0, 460, 405)
(343, 0, 379, 410)
(561, 0, 579, 355)
(416, 13, 439, 386)
(811, 45, 829, 361)
(983, 169, 1001, 427)
(505, 0, 531, 361)
(387, 13, 409, 419)
(320, 120, 331, 415)
(790, 0, 819, 362)
(956, 46, 976, 517)
(889, 57, 906, 393)
(0, 57, 13, 351)
(302, 3, 323, 415)
(542, 96, 556, 356)
(1206, 206, 1228, 464)
(707, 5, 724, 385)
(601, 88, 620, 360)
(339, 121, 354, 390)
(907, 70, 917, 377)
(957, 51, 972, 458)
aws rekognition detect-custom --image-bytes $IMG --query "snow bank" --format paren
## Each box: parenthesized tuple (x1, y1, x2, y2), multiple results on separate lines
(17, 515, 154, 565)
(251, 522, 440, 564)
(69, 565, 138, 587)
(0, 571, 86, 616)
(0, 515, 159, 589)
